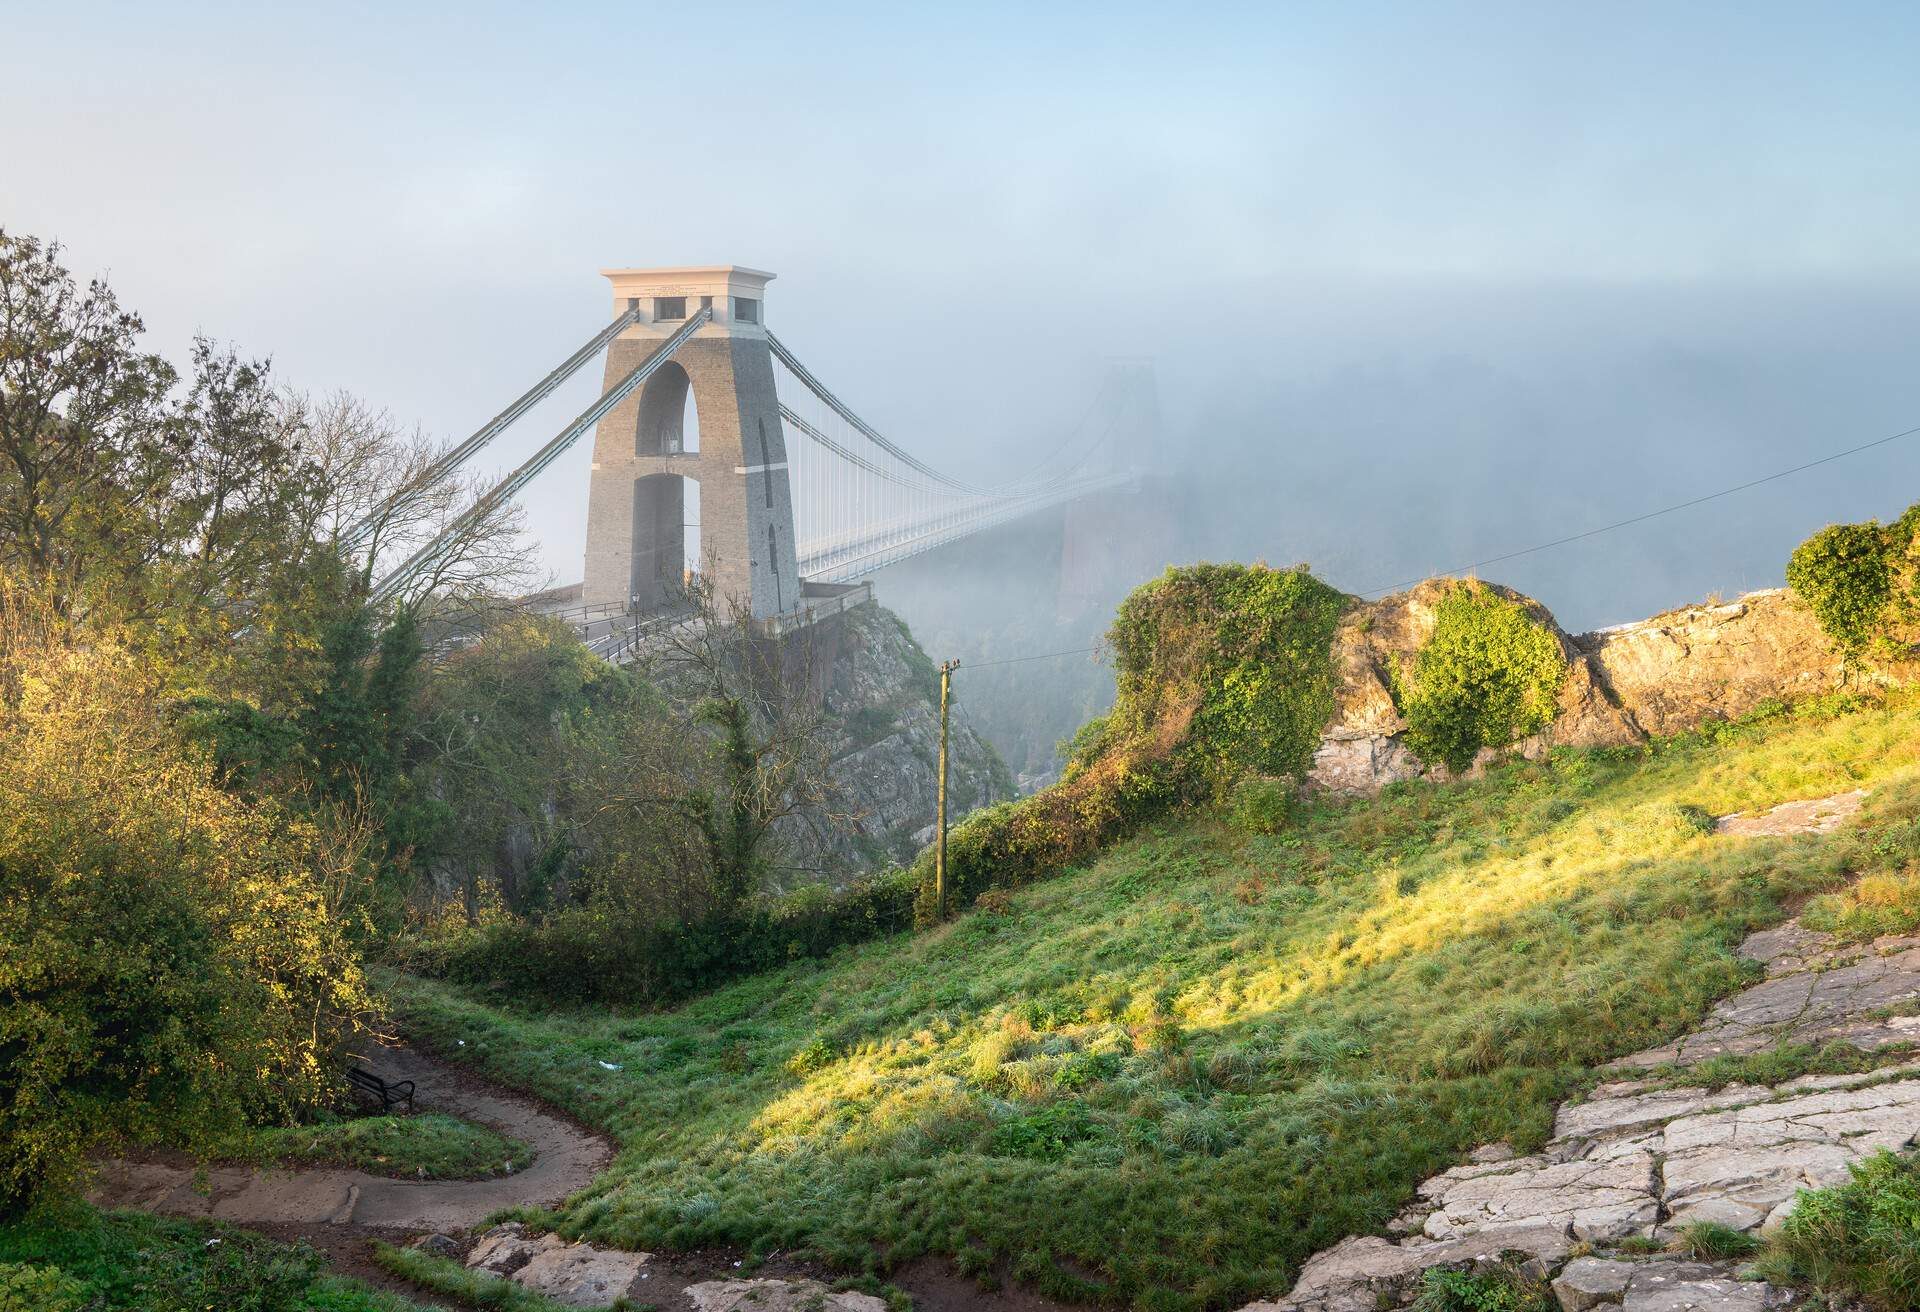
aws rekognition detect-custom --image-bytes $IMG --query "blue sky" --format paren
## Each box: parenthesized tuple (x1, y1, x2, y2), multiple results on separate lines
(5, 2, 1919, 623)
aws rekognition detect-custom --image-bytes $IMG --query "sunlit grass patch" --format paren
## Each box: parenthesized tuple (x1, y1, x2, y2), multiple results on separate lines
(391, 692, 1920, 1312)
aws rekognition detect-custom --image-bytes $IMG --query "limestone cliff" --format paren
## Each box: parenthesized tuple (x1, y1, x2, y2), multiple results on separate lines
(1309, 582, 1849, 795)
(778, 601, 1014, 883)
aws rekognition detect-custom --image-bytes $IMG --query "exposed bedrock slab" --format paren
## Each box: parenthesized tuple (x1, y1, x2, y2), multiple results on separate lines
(686, 1278, 890, 1312)
(1610, 931, 1920, 1070)
(1715, 790, 1866, 837)
(466, 1221, 653, 1308)
(1237, 911, 1920, 1312)
(1418, 1151, 1660, 1243)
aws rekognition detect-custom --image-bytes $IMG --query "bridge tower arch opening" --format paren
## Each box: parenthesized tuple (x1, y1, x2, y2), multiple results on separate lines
(629, 472, 702, 610)
(636, 360, 701, 456)
(584, 266, 797, 618)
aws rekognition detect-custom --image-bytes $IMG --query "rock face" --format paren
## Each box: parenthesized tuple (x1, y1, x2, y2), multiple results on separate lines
(685, 1278, 890, 1312)
(1579, 591, 1844, 739)
(784, 601, 1012, 881)
(1236, 887, 1920, 1312)
(1308, 583, 1844, 796)
(466, 1222, 652, 1308)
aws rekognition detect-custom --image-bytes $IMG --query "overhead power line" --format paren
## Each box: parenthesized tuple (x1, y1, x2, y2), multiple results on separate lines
(1358, 419, 1920, 598)
(964, 645, 1100, 669)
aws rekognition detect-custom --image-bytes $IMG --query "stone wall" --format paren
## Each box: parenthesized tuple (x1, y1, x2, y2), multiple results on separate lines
(1307, 582, 1847, 796)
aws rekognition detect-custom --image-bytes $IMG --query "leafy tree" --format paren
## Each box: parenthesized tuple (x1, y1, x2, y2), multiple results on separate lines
(0, 589, 374, 1212)
(1787, 517, 1908, 666)
(413, 612, 631, 919)
(651, 574, 844, 904)
(0, 230, 176, 599)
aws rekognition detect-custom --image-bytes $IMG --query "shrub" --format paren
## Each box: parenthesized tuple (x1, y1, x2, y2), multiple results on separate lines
(1392, 582, 1567, 773)
(915, 564, 1348, 919)
(1227, 776, 1297, 834)
(1106, 563, 1349, 791)
(990, 1103, 1105, 1160)
(1759, 1149, 1920, 1311)
(1410, 1264, 1554, 1312)
(0, 1205, 339, 1312)
(0, 1262, 90, 1312)
(787, 1037, 836, 1076)
(412, 866, 918, 1007)
(0, 599, 374, 1211)
(1786, 502, 1920, 666)
(1788, 520, 1900, 663)
(974, 888, 1015, 916)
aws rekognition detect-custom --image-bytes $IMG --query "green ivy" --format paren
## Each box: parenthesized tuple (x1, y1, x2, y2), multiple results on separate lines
(1108, 563, 1350, 792)
(1391, 582, 1566, 774)
(1410, 1265, 1554, 1312)
(913, 564, 1350, 919)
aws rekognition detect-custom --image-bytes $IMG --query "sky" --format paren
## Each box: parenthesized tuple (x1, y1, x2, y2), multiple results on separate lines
(6, 1, 1920, 629)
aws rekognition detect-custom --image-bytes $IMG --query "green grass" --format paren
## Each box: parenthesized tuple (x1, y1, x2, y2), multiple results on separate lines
(390, 692, 1920, 1312)
(213, 1112, 532, 1180)
(1642, 1040, 1917, 1091)
(1671, 1220, 1762, 1261)
(1410, 1263, 1555, 1312)
(0, 1203, 426, 1311)
(1752, 1149, 1920, 1310)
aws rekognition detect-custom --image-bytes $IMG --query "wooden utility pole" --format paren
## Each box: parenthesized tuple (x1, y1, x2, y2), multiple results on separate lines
(935, 658, 960, 919)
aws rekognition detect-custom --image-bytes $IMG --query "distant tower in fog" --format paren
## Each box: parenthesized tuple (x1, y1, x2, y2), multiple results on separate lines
(1057, 359, 1182, 617)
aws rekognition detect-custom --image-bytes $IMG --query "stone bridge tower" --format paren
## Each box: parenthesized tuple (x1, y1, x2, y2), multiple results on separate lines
(583, 266, 800, 619)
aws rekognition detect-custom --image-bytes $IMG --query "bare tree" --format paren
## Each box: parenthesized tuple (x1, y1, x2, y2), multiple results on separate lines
(278, 389, 539, 611)
(646, 572, 849, 904)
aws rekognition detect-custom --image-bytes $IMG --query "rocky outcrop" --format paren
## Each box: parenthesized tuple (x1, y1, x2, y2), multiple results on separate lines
(1237, 805, 1920, 1312)
(686, 1278, 889, 1312)
(467, 1222, 652, 1307)
(1578, 591, 1844, 738)
(1308, 583, 1845, 796)
(783, 601, 1012, 881)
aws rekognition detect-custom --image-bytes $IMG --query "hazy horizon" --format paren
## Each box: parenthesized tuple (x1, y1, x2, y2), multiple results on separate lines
(7, 1, 1920, 632)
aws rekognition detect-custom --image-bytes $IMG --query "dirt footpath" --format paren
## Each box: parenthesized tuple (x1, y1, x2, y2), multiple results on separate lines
(87, 1043, 613, 1230)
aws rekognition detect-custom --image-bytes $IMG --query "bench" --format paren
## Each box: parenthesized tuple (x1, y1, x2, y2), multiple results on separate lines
(346, 1066, 415, 1113)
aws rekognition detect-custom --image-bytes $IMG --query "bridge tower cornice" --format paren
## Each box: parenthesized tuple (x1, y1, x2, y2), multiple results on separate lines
(599, 266, 776, 341)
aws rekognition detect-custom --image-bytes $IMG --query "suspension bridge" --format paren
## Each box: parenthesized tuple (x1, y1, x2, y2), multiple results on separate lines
(364, 266, 1153, 659)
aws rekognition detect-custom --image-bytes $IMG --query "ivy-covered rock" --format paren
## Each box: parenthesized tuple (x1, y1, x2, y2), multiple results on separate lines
(1389, 582, 1567, 773)
(1310, 579, 1631, 793)
(914, 563, 1350, 917)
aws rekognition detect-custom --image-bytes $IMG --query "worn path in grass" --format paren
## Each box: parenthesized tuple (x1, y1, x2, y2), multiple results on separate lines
(1248, 789, 1920, 1312)
(87, 1044, 612, 1231)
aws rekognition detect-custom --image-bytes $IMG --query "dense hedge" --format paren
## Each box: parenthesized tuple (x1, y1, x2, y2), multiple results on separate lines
(914, 563, 1350, 919)
(1787, 502, 1920, 665)
(412, 867, 917, 1006)
(1391, 582, 1567, 773)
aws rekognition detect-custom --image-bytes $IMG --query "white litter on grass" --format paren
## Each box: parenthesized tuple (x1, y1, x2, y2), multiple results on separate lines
(597, 1060, 623, 1071)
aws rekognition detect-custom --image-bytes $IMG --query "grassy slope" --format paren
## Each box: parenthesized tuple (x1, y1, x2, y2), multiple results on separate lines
(0, 1204, 425, 1312)
(213, 1112, 532, 1180)
(393, 693, 1920, 1312)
